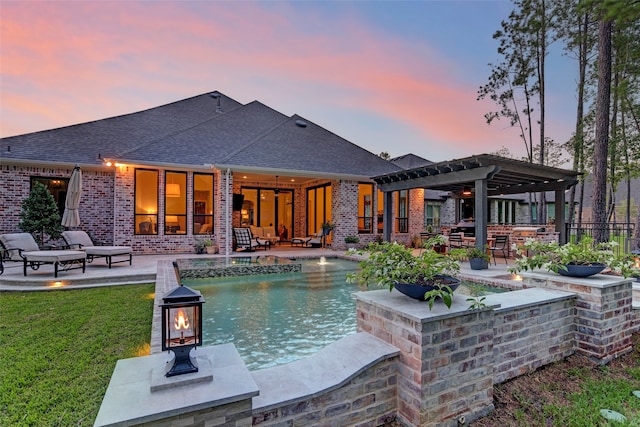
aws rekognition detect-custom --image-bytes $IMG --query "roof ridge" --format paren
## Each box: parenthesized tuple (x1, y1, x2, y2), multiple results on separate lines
(114, 106, 233, 159)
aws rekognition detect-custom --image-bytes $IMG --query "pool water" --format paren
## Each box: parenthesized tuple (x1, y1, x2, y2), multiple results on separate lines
(183, 258, 506, 370)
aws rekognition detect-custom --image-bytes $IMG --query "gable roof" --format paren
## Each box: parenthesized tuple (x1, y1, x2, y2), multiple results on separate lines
(1, 91, 401, 178)
(390, 153, 433, 169)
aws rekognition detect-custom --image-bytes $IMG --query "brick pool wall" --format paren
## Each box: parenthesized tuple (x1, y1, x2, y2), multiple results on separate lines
(491, 295, 576, 384)
(251, 357, 398, 427)
(522, 272, 634, 364)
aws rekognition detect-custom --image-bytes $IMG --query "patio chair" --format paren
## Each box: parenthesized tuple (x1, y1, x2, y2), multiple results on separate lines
(306, 230, 325, 248)
(233, 227, 270, 252)
(62, 230, 132, 269)
(489, 235, 509, 265)
(448, 233, 465, 250)
(0, 232, 86, 278)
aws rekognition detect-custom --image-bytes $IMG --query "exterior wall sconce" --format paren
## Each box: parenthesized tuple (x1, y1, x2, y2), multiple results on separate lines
(462, 186, 472, 196)
(160, 283, 205, 377)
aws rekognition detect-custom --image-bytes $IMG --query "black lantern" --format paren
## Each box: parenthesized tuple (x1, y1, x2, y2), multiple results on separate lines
(160, 284, 205, 377)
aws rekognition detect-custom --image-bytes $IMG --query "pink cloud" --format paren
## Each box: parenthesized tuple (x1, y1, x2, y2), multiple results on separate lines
(0, 1, 560, 159)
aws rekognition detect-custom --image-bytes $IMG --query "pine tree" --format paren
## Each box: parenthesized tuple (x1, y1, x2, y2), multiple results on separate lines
(18, 182, 64, 246)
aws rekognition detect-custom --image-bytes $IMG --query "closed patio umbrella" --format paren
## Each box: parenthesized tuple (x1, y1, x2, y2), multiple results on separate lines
(61, 165, 82, 227)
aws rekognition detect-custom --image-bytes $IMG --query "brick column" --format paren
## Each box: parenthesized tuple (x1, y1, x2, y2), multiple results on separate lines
(522, 272, 634, 364)
(355, 290, 495, 426)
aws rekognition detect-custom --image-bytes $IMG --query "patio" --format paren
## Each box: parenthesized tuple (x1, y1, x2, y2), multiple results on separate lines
(0, 244, 520, 291)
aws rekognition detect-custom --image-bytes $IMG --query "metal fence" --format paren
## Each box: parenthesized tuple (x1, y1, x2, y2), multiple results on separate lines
(566, 222, 637, 255)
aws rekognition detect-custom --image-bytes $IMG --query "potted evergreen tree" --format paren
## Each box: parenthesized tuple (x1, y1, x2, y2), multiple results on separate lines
(19, 182, 64, 247)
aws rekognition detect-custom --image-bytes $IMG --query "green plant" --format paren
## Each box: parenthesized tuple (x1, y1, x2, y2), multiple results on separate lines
(424, 285, 454, 309)
(346, 240, 460, 292)
(344, 235, 360, 244)
(321, 221, 334, 230)
(510, 236, 639, 278)
(466, 246, 491, 262)
(18, 181, 64, 246)
(466, 296, 488, 310)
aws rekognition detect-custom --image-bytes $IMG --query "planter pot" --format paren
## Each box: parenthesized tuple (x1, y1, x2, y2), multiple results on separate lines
(469, 257, 489, 270)
(345, 243, 358, 250)
(206, 245, 218, 254)
(557, 263, 606, 277)
(195, 247, 206, 254)
(393, 276, 460, 301)
(433, 244, 447, 254)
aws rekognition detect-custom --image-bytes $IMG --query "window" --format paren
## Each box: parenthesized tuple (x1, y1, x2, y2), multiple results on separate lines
(493, 200, 516, 224)
(307, 184, 331, 236)
(30, 177, 69, 216)
(240, 187, 294, 237)
(424, 201, 441, 229)
(165, 171, 187, 234)
(193, 173, 214, 235)
(358, 183, 373, 233)
(135, 169, 158, 234)
(396, 189, 409, 233)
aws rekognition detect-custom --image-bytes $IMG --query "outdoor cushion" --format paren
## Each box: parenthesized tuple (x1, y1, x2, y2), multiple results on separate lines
(22, 250, 86, 263)
(62, 231, 132, 268)
(19, 250, 86, 278)
(0, 232, 40, 261)
(61, 230, 94, 248)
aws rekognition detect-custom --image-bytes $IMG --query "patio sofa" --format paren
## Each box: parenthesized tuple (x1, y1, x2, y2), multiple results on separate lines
(0, 232, 86, 278)
(62, 230, 132, 268)
(249, 226, 280, 245)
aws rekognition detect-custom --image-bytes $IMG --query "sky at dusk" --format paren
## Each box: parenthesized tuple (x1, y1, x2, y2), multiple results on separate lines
(1, 0, 578, 162)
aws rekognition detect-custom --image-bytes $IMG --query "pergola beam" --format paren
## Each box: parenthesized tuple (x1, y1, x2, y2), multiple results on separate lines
(377, 166, 500, 193)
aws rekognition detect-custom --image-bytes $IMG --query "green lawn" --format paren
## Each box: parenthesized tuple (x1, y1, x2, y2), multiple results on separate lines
(0, 284, 154, 426)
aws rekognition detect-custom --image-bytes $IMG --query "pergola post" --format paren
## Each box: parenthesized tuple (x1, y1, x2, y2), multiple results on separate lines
(383, 190, 393, 242)
(474, 179, 488, 250)
(555, 189, 567, 244)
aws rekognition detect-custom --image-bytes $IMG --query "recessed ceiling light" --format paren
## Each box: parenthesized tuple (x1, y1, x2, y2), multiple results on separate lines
(243, 176, 247, 179)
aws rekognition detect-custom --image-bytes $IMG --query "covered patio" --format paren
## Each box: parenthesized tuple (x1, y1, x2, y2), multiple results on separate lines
(373, 154, 581, 250)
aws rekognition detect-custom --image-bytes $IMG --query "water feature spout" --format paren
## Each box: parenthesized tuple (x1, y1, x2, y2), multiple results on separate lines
(318, 256, 328, 265)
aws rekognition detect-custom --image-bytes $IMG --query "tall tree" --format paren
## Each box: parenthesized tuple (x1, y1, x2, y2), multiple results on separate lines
(478, 0, 555, 224)
(592, 17, 612, 243)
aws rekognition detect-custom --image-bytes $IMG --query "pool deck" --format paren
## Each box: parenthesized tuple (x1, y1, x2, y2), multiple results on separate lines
(0, 244, 521, 291)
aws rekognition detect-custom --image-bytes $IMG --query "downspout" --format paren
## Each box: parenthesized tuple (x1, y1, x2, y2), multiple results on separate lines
(226, 168, 231, 256)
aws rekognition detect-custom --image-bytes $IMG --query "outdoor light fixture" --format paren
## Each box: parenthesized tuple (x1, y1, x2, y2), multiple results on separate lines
(274, 175, 279, 198)
(160, 284, 205, 377)
(462, 186, 472, 196)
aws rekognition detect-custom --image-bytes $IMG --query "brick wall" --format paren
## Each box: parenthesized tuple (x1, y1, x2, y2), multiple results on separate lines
(1, 163, 114, 246)
(522, 272, 634, 363)
(355, 291, 495, 426)
(251, 357, 398, 427)
(355, 287, 580, 426)
(490, 293, 576, 384)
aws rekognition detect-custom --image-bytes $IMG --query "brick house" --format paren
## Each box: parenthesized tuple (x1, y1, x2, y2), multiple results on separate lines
(1, 91, 439, 254)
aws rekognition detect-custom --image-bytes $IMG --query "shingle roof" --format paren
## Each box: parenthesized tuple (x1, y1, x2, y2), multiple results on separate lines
(1, 91, 401, 178)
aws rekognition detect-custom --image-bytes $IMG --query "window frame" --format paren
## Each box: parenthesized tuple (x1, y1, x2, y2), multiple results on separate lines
(396, 189, 409, 233)
(193, 172, 214, 235)
(134, 168, 159, 235)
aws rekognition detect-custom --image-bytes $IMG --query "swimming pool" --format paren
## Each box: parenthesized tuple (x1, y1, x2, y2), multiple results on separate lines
(182, 257, 506, 370)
